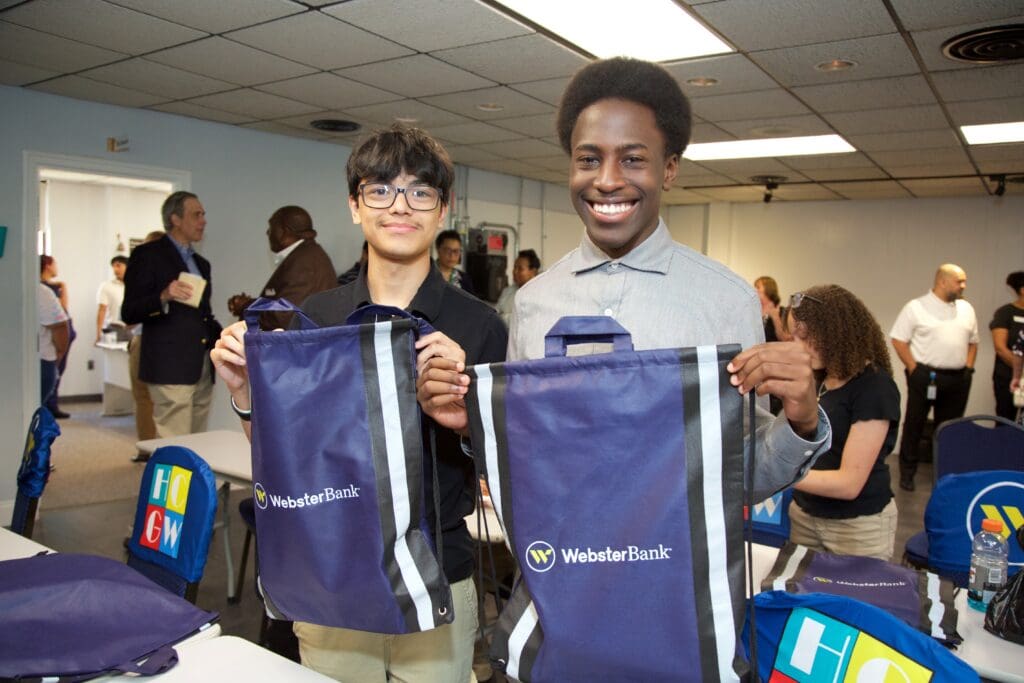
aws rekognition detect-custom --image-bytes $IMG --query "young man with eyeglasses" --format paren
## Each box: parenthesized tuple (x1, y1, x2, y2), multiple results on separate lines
(211, 125, 506, 682)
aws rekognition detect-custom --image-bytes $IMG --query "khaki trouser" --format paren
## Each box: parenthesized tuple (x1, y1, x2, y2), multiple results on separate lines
(128, 335, 156, 441)
(293, 577, 479, 683)
(148, 359, 213, 438)
(788, 499, 898, 561)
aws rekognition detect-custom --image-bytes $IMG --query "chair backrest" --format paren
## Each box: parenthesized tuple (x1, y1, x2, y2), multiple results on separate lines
(126, 446, 218, 603)
(933, 414, 1024, 482)
(925, 469, 1024, 585)
(10, 407, 61, 538)
(749, 487, 793, 548)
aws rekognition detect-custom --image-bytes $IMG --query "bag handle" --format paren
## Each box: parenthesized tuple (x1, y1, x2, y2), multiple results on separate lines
(543, 316, 634, 357)
(243, 297, 319, 330)
(345, 304, 435, 338)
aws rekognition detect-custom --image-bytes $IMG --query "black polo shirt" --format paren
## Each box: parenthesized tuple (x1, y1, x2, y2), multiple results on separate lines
(299, 265, 508, 583)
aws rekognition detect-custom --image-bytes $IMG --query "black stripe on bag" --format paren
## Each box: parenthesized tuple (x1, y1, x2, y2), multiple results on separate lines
(679, 347, 719, 682)
(762, 542, 796, 590)
(490, 364, 517, 557)
(360, 320, 417, 630)
(390, 321, 451, 627)
(938, 577, 961, 643)
(717, 345, 747, 680)
(489, 582, 542, 680)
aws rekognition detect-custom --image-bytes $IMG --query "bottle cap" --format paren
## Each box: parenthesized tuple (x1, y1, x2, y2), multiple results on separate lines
(981, 518, 1004, 533)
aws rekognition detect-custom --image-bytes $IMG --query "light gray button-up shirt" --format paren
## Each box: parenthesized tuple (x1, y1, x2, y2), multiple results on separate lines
(509, 219, 829, 501)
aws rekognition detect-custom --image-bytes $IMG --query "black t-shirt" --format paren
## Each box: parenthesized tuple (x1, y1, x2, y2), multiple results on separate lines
(989, 303, 1024, 378)
(793, 366, 900, 519)
(298, 266, 508, 583)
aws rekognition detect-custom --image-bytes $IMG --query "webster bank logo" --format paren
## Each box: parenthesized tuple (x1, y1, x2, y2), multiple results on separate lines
(253, 481, 361, 510)
(968, 480, 1024, 560)
(524, 539, 672, 573)
(139, 463, 192, 558)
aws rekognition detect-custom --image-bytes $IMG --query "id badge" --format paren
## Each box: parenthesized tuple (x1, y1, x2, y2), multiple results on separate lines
(927, 384, 937, 400)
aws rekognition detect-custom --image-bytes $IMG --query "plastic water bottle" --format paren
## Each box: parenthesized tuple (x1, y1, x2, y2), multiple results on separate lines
(967, 518, 1009, 611)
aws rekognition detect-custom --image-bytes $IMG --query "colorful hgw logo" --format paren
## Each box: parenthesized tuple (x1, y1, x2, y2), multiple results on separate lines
(771, 608, 933, 682)
(139, 464, 192, 558)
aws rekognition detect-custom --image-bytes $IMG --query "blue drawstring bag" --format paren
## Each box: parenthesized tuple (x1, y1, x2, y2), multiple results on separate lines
(466, 316, 748, 682)
(244, 298, 452, 634)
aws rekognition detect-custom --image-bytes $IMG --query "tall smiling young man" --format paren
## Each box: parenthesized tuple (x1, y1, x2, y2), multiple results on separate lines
(419, 58, 830, 501)
(212, 126, 506, 682)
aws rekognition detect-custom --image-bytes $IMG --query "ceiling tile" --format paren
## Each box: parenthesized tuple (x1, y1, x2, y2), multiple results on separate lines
(4, 0, 205, 54)
(256, 72, 400, 110)
(29, 75, 166, 107)
(695, 157, 802, 179)
(0, 21, 126, 72)
(0, 59, 58, 85)
(149, 100, 254, 124)
(946, 96, 1024, 125)
(931, 63, 1024, 103)
(428, 121, 524, 145)
(420, 86, 554, 120)
(104, 0, 305, 34)
(82, 58, 235, 100)
(509, 77, 570, 106)
(689, 88, 811, 122)
(781, 152, 877, 170)
(663, 53, 778, 97)
(793, 75, 937, 113)
(226, 12, 412, 70)
(716, 114, 836, 139)
(433, 34, 588, 84)
(889, 0, 1024, 31)
(693, 0, 896, 51)
(324, 0, 532, 52)
(662, 187, 717, 204)
(879, 162, 977, 177)
(824, 105, 949, 135)
(846, 129, 960, 152)
(900, 176, 990, 197)
(825, 180, 913, 199)
(491, 113, 557, 138)
(912, 16, 1024, 72)
(693, 185, 775, 202)
(147, 37, 316, 86)
(444, 145, 504, 164)
(798, 167, 890, 181)
(344, 99, 472, 128)
(520, 155, 569, 171)
(968, 143, 1024, 174)
(188, 88, 321, 119)
(470, 158, 546, 178)
(868, 147, 971, 167)
(239, 120, 331, 140)
(336, 55, 495, 98)
(475, 138, 562, 158)
(274, 111, 376, 139)
(773, 184, 844, 201)
(749, 34, 919, 87)
(675, 172, 740, 188)
(690, 123, 737, 143)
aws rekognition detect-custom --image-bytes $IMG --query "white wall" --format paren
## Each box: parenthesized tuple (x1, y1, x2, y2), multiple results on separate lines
(667, 196, 1024, 418)
(45, 181, 166, 396)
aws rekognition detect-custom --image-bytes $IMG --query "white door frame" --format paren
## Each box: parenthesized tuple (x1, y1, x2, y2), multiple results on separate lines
(20, 151, 190, 426)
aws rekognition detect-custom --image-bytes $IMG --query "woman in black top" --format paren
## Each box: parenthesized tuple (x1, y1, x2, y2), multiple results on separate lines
(990, 271, 1024, 422)
(783, 285, 901, 560)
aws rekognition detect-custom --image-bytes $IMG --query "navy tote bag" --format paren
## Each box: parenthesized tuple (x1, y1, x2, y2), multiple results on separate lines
(465, 316, 748, 682)
(244, 299, 452, 634)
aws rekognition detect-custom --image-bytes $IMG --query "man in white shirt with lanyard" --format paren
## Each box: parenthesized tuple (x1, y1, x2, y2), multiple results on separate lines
(890, 263, 979, 491)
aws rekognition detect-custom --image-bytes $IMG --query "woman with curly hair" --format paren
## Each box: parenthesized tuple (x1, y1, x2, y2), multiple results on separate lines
(783, 284, 901, 560)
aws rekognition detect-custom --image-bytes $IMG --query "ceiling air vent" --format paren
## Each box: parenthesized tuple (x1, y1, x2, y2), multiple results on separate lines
(941, 24, 1024, 64)
(310, 119, 360, 133)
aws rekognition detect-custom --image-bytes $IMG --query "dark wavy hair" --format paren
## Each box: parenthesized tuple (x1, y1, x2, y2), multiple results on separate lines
(347, 124, 454, 206)
(1007, 271, 1024, 295)
(556, 57, 691, 156)
(518, 248, 540, 271)
(784, 284, 892, 379)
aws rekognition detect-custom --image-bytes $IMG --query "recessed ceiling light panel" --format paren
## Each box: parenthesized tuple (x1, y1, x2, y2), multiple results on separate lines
(686, 77, 719, 87)
(961, 121, 1024, 144)
(684, 134, 856, 160)
(815, 58, 857, 72)
(476, 103, 505, 112)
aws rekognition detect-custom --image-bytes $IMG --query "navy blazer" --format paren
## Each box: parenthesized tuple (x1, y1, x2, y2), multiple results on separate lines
(122, 235, 221, 385)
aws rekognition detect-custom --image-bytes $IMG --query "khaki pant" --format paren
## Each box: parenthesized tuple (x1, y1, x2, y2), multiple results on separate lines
(788, 499, 898, 561)
(148, 359, 213, 438)
(128, 335, 156, 441)
(293, 577, 479, 683)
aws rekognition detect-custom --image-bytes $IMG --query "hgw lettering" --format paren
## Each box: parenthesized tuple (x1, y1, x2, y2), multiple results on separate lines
(267, 485, 360, 509)
(560, 544, 672, 564)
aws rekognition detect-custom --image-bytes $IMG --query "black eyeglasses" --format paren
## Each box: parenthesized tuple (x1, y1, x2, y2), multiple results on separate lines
(358, 183, 441, 211)
(789, 291, 824, 309)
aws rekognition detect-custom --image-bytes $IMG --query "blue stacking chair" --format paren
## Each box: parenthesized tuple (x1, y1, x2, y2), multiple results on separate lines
(126, 446, 218, 603)
(10, 407, 60, 538)
(904, 415, 1024, 570)
(750, 487, 793, 548)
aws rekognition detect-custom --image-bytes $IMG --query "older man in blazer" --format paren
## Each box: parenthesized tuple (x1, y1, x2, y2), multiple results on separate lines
(227, 205, 337, 330)
(122, 191, 221, 438)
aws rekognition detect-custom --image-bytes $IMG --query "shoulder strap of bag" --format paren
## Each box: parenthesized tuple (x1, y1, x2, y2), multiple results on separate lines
(243, 297, 319, 330)
(543, 316, 633, 357)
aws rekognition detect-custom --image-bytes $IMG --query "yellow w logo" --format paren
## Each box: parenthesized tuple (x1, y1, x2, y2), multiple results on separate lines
(529, 548, 554, 565)
(255, 488, 267, 504)
(981, 505, 1024, 537)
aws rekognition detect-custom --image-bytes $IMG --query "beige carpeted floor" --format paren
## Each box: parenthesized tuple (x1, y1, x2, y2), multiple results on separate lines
(41, 402, 147, 510)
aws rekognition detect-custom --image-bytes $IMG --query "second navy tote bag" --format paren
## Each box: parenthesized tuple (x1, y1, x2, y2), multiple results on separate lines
(465, 316, 748, 682)
(244, 299, 452, 634)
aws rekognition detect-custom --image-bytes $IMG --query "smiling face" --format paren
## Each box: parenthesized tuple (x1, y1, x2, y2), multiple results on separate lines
(349, 172, 447, 265)
(569, 98, 678, 259)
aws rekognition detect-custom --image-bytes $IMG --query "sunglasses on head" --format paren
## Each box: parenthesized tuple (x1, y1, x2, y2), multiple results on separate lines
(789, 291, 824, 309)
